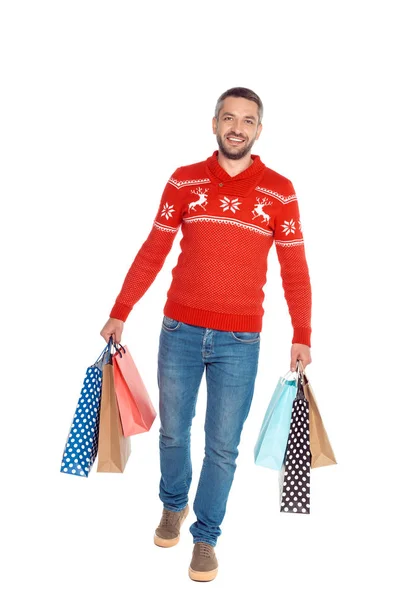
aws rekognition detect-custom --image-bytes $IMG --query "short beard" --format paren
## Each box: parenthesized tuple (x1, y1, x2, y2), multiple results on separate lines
(216, 133, 256, 160)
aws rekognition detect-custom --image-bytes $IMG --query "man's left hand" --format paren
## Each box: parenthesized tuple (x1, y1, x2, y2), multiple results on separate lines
(290, 343, 312, 371)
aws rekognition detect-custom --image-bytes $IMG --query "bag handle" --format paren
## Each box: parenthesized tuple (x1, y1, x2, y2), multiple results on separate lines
(281, 369, 297, 382)
(92, 337, 115, 369)
(279, 360, 308, 386)
(296, 360, 309, 385)
(112, 341, 126, 359)
(296, 360, 304, 383)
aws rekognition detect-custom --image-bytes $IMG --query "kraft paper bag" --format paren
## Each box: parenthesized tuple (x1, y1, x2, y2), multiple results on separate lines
(301, 368, 337, 469)
(112, 345, 156, 437)
(97, 363, 131, 473)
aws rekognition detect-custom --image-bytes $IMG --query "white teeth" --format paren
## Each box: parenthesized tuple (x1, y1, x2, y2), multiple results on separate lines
(228, 137, 244, 142)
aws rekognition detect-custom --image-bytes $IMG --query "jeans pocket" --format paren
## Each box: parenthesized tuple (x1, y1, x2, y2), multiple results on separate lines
(230, 331, 260, 343)
(162, 315, 181, 331)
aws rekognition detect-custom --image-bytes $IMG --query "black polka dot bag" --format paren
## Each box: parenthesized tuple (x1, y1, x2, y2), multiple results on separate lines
(60, 342, 112, 478)
(279, 369, 311, 514)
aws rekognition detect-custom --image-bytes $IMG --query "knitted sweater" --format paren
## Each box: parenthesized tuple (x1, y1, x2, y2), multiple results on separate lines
(110, 151, 312, 346)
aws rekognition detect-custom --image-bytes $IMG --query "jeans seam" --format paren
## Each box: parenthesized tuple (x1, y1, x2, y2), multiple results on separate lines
(184, 432, 190, 497)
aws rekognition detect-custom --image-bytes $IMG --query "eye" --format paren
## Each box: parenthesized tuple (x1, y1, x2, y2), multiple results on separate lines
(245, 120, 254, 125)
(223, 116, 232, 121)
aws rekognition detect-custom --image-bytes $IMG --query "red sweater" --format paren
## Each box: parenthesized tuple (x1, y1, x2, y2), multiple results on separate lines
(110, 151, 312, 346)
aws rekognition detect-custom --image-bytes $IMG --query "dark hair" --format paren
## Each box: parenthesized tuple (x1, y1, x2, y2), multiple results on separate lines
(214, 87, 263, 123)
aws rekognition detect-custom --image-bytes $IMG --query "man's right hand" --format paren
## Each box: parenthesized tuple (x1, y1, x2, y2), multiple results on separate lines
(100, 317, 124, 345)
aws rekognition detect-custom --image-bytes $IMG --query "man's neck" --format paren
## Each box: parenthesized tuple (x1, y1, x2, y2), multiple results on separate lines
(217, 152, 253, 178)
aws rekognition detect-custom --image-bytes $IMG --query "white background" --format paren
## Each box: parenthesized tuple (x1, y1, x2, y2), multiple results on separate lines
(1, 1, 399, 598)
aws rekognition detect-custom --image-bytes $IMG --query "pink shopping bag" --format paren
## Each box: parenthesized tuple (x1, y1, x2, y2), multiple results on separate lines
(112, 345, 156, 436)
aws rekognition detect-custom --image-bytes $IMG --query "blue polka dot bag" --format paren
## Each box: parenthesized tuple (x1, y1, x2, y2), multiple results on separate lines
(60, 342, 111, 478)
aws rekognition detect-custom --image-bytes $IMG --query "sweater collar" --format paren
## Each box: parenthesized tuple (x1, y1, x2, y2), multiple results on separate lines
(206, 150, 265, 183)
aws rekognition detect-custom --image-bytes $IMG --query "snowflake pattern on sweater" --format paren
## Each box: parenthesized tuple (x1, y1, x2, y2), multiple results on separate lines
(110, 151, 311, 346)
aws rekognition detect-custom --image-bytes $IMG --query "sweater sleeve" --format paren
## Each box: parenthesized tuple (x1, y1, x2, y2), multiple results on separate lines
(273, 180, 312, 346)
(109, 170, 183, 322)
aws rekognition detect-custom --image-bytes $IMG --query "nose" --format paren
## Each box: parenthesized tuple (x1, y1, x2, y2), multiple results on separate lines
(230, 120, 244, 136)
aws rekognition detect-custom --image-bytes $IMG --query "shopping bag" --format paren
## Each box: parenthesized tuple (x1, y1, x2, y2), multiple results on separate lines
(302, 370, 337, 468)
(280, 375, 311, 514)
(112, 345, 156, 436)
(60, 343, 111, 477)
(254, 374, 298, 470)
(97, 361, 131, 473)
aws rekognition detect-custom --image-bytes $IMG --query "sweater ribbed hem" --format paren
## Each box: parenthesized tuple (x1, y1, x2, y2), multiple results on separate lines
(110, 302, 132, 322)
(292, 327, 312, 347)
(164, 299, 263, 332)
(110, 300, 310, 344)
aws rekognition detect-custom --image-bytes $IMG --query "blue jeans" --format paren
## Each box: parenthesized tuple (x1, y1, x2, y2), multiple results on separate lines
(157, 315, 261, 547)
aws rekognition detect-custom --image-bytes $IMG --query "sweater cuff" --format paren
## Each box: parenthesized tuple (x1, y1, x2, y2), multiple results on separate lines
(292, 327, 311, 347)
(109, 302, 132, 322)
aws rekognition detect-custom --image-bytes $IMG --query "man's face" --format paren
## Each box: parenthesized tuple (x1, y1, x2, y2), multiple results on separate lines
(212, 96, 262, 160)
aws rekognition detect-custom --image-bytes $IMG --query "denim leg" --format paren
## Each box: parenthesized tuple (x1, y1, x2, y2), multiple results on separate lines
(157, 319, 205, 512)
(189, 330, 260, 545)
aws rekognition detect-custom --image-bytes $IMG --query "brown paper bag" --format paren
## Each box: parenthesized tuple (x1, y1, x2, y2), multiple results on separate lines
(97, 363, 131, 473)
(303, 374, 337, 468)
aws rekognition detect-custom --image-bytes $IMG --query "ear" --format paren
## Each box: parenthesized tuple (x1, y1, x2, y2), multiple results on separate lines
(212, 116, 217, 134)
(255, 122, 263, 140)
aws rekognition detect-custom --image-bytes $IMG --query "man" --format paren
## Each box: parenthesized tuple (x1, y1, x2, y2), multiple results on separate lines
(100, 87, 312, 582)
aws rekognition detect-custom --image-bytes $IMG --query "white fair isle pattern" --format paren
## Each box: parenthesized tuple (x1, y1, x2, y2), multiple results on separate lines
(153, 221, 180, 233)
(220, 196, 241, 213)
(280, 386, 311, 514)
(160, 202, 175, 220)
(255, 186, 297, 204)
(281, 219, 296, 235)
(60, 366, 102, 477)
(188, 187, 209, 212)
(168, 177, 211, 189)
(252, 197, 272, 223)
(275, 239, 304, 247)
(183, 216, 274, 237)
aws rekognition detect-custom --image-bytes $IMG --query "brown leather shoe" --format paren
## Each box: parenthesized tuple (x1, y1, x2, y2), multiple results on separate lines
(154, 505, 189, 548)
(189, 542, 218, 582)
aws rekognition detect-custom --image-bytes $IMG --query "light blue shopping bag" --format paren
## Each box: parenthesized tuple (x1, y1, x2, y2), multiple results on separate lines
(60, 341, 112, 477)
(254, 375, 298, 470)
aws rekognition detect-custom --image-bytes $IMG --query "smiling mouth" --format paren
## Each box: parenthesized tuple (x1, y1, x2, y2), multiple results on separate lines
(226, 136, 245, 145)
